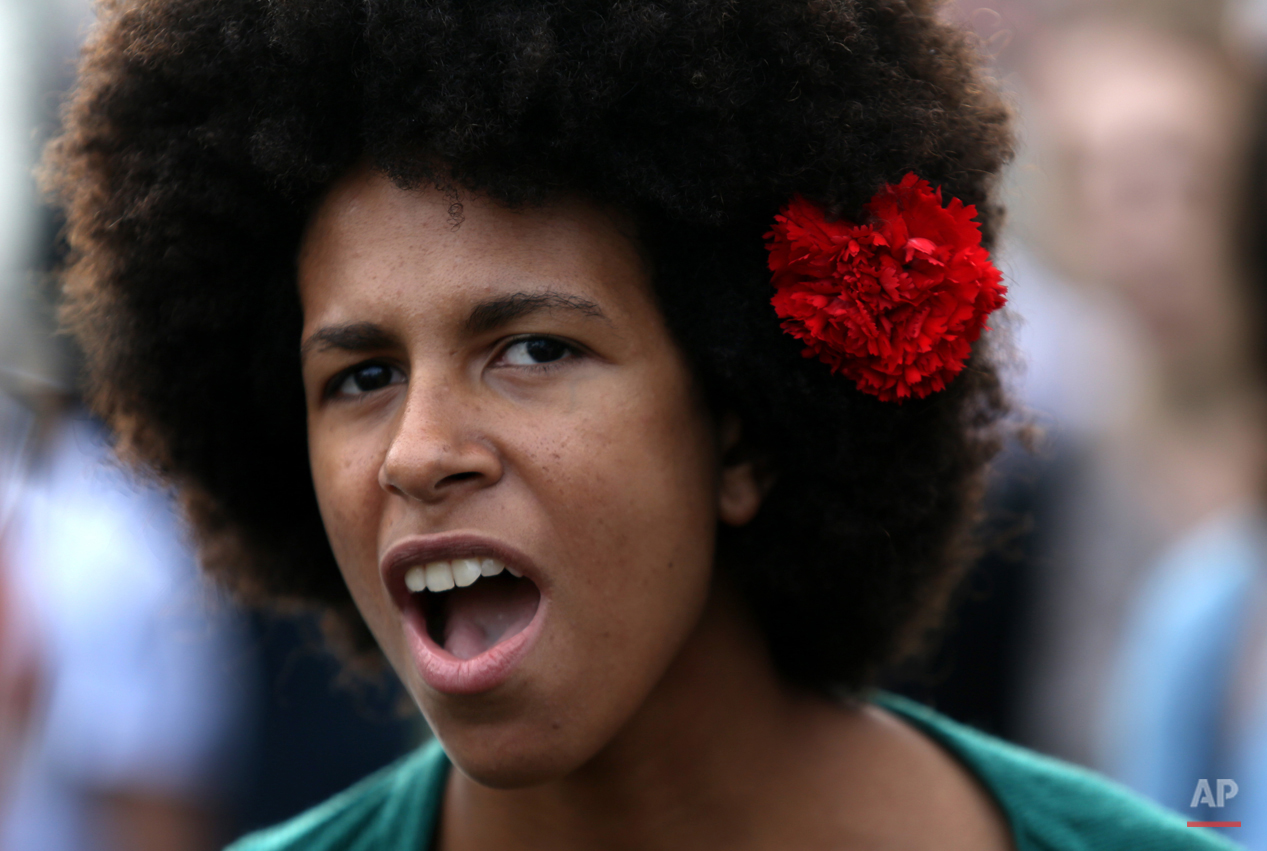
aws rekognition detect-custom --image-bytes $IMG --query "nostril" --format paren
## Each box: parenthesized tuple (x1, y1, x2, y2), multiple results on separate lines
(439, 471, 482, 487)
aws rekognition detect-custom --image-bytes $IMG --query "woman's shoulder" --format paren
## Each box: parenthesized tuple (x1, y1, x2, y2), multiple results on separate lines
(225, 739, 449, 851)
(874, 693, 1242, 851)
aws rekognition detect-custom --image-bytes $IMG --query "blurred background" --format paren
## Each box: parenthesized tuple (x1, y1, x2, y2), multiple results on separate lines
(3, 0, 1267, 848)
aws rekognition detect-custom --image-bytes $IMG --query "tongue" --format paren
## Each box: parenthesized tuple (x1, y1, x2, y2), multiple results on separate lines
(442, 577, 540, 660)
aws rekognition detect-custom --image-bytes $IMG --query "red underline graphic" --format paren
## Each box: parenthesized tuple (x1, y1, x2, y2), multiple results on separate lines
(1187, 821, 1241, 828)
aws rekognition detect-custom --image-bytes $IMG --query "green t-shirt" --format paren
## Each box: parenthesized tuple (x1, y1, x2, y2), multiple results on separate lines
(228, 693, 1242, 851)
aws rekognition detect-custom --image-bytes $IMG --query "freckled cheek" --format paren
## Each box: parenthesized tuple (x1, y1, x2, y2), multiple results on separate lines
(537, 389, 717, 627)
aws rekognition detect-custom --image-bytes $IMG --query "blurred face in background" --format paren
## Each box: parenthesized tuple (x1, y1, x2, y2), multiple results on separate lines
(1023, 25, 1252, 389)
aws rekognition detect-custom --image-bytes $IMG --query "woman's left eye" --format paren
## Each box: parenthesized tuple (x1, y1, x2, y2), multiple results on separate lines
(500, 337, 576, 367)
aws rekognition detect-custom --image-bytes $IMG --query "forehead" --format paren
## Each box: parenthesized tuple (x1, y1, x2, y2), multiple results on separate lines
(297, 168, 650, 326)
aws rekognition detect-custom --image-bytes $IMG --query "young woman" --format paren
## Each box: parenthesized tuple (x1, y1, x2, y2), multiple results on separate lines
(43, 1, 1235, 849)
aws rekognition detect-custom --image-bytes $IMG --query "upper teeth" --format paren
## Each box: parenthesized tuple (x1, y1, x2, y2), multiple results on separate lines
(404, 558, 507, 593)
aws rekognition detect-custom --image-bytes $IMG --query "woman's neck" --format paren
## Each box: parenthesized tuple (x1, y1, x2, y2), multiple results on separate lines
(437, 581, 1012, 851)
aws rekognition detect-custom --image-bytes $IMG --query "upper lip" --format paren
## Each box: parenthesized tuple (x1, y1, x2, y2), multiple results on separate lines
(380, 531, 542, 607)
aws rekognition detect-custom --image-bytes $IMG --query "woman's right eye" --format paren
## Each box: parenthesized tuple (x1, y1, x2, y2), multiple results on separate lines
(330, 363, 404, 398)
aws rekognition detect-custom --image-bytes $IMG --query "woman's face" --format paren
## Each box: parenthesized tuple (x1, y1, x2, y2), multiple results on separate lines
(298, 168, 739, 786)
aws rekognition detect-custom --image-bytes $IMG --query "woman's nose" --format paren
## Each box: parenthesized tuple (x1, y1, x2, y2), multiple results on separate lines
(377, 382, 502, 504)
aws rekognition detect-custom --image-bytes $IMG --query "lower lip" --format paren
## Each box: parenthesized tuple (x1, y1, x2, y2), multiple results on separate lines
(400, 593, 547, 696)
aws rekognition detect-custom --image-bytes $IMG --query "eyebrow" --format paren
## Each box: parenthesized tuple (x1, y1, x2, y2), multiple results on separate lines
(300, 290, 608, 360)
(465, 290, 607, 335)
(300, 322, 397, 361)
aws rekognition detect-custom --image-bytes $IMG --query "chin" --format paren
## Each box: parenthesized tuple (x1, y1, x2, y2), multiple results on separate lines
(433, 715, 607, 789)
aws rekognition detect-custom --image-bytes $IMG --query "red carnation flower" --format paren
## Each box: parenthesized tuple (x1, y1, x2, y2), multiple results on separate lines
(765, 174, 1006, 402)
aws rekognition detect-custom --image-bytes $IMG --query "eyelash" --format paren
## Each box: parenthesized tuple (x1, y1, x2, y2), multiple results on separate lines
(323, 335, 581, 400)
(494, 335, 580, 371)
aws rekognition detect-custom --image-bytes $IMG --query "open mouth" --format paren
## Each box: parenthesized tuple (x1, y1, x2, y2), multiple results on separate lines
(404, 558, 541, 660)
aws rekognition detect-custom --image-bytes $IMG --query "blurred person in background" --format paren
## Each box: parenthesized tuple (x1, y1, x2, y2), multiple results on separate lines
(1095, 29, 1267, 843)
(998, 9, 1267, 779)
(0, 395, 253, 851)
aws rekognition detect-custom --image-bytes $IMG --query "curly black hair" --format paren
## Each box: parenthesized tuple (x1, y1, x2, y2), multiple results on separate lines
(44, 0, 1012, 692)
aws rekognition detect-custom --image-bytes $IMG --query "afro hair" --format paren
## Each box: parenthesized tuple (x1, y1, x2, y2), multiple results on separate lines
(44, 0, 1012, 692)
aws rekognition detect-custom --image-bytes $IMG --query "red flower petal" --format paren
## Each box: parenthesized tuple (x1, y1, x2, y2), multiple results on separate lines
(765, 175, 1006, 402)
